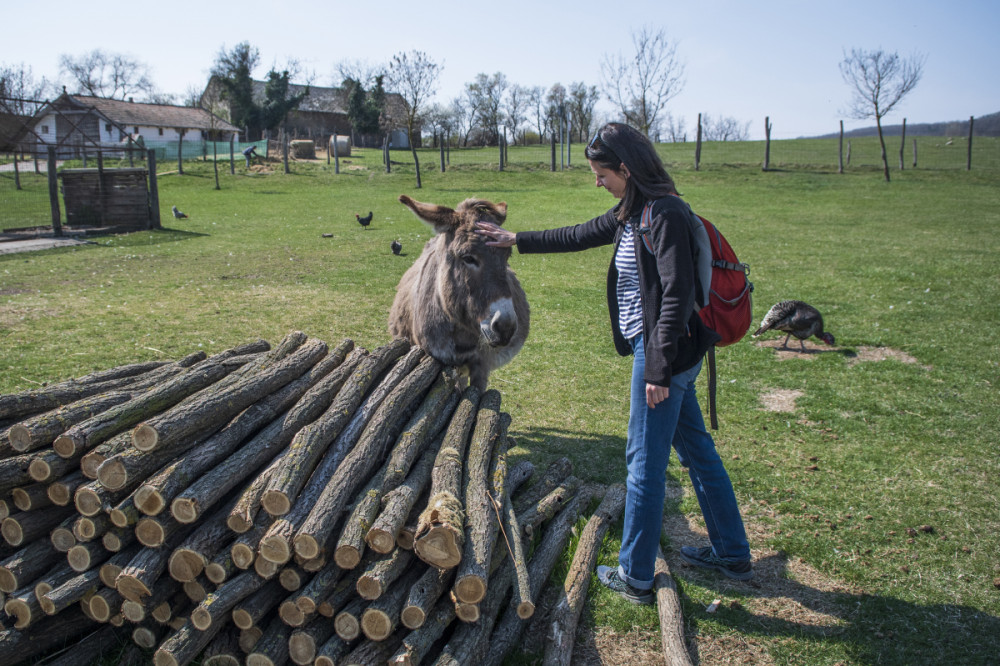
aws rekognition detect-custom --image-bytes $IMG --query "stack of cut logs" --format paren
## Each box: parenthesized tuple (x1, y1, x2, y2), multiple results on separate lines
(0, 331, 619, 666)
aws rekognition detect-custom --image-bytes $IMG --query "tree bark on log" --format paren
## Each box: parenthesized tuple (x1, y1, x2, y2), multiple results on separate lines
(87, 585, 123, 622)
(168, 499, 238, 582)
(230, 510, 273, 569)
(7, 391, 134, 453)
(132, 336, 335, 453)
(134, 343, 353, 518)
(289, 615, 338, 665)
(115, 522, 196, 602)
(391, 597, 456, 665)
(46, 469, 86, 506)
(512, 456, 573, 515)
(313, 633, 357, 666)
(98, 543, 142, 589)
(0, 537, 61, 592)
(500, 475, 532, 619)
(0, 453, 37, 495)
(453, 390, 504, 604)
(153, 617, 226, 666)
(169, 346, 367, 526)
(434, 557, 515, 666)
(401, 565, 454, 630)
(11, 481, 51, 511)
(519, 475, 581, 538)
(360, 566, 422, 641)
(261, 341, 407, 517)
(356, 547, 413, 601)
(231, 577, 285, 630)
(202, 626, 242, 666)
(67, 539, 112, 572)
(335, 378, 457, 568)
(412, 386, 482, 569)
(2, 504, 73, 546)
(52, 355, 248, 461)
(366, 436, 441, 555)
(205, 546, 238, 585)
(483, 488, 596, 666)
(655, 545, 694, 666)
(77, 432, 132, 478)
(190, 570, 267, 631)
(0, 358, 180, 422)
(74, 511, 112, 541)
(333, 597, 367, 641)
(543, 483, 626, 666)
(0, 607, 97, 664)
(40, 567, 101, 615)
(246, 614, 293, 666)
(292, 356, 443, 561)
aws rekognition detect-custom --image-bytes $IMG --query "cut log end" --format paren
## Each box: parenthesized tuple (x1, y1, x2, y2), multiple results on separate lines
(132, 625, 158, 648)
(8, 424, 31, 451)
(74, 488, 103, 516)
(258, 535, 292, 565)
(1, 518, 24, 545)
(109, 508, 131, 528)
(102, 532, 126, 552)
(455, 601, 480, 623)
(260, 490, 291, 517)
(361, 608, 392, 641)
(239, 626, 263, 652)
(89, 595, 112, 622)
(365, 529, 396, 554)
(400, 606, 426, 630)
(231, 543, 256, 570)
(279, 568, 304, 591)
(121, 599, 145, 623)
(226, 514, 253, 533)
(51, 526, 76, 552)
(205, 562, 228, 584)
(295, 596, 317, 615)
(453, 575, 487, 605)
(135, 518, 167, 547)
(356, 577, 384, 601)
(28, 458, 52, 482)
(68, 545, 95, 571)
(333, 545, 361, 570)
(288, 633, 318, 665)
(334, 611, 360, 641)
(292, 534, 320, 560)
(153, 651, 180, 666)
(517, 600, 536, 619)
(413, 526, 462, 569)
(169, 549, 206, 583)
(232, 608, 254, 630)
(5, 598, 33, 628)
(254, 556, 280, 579)
(116, 576, 152, 603)
(74, 517, 99, 540)
(171, 497, 199, 524)
(0, 570, 15, 593)
(132, 423, 159, 452)
(246, 655, 277, 666)
(47, 482, 73, 506)
(191, 606, 212, 631)
(134, 485, 166, 516)
(97, 459, 128, 491)
(52, 434, 79, 459)
(279, 600, 306, 626)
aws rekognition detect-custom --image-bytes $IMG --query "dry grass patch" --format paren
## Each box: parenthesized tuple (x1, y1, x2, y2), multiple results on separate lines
(760, 388, 804, 413)
(847, 345, 927, 368)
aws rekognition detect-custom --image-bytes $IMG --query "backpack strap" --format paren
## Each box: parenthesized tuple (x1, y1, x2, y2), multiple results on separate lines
(638, 201, 655, 255)
(706, 346, 718, 430)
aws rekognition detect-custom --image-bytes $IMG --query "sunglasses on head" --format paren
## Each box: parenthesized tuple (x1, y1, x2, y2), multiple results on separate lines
(588, 129, 602, 149)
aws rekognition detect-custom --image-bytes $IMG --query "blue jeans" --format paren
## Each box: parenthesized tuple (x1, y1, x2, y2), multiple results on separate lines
(617, 335, 750, 589)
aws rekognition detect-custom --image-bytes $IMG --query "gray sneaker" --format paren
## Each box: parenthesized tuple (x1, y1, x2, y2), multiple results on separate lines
(679, 546, 753, 581)
(596, 565, 654, 605)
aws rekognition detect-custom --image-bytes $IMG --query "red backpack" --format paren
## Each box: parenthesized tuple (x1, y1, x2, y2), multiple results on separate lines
(639, 199, 753, 428)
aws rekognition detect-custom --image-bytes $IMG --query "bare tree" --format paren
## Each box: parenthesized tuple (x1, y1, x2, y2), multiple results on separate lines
(58, 49, 158, 100)
(334, 58, 383, 89)
(662, 112, 687, 143)
(450, 96, 474, 147)
(545, 83, 567, 139)
(387, 50, 442, 188)
(0, 62, 52, 115)
(504, 84, 529, 145)
(527, 85, 547, 143)
(701, 114, 751, 141)
(465, 72, 507, 145)
(567, 82, 600, 142)
(600, 27, 685, 137)
(840, 47, 925, 182)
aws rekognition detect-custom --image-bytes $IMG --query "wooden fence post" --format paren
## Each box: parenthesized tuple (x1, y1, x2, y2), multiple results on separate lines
(12, 152, 20, 190)
(229, 137, 235, 175)
(47, 147, 62, 237)
(147, 149, 161, 230)
(96, 151, 105, 224)
(439, 133, 445, 172)
(550, 133, 556, 172)
(967, 116, 974, 171)
(177, 130, 184, 175)
(763, 116, 772, 171)
(282, 131, 289, 174)
(213, 140, 220, 190)
(899, 118, 906, 170)
(695, 113, 702, 171)
(838, 121, 844, 174)
(332, 134, 340, 175)
(912, 138, 917, 168)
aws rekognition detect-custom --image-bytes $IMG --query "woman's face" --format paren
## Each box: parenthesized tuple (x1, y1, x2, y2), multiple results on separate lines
(589, 159, 630, 199)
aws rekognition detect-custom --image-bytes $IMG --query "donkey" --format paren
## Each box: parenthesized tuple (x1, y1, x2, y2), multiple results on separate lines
(389, 194, 530, 390)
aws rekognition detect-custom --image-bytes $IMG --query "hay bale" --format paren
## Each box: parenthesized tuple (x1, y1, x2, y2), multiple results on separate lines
(290, 140, 315, 159)
(328, 135, 352, 157)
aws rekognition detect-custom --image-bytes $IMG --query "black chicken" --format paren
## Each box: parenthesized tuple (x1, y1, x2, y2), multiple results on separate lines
(391, 240, 402, 255)
(753, 300, 835, 351)
(355, 211, 373, 229)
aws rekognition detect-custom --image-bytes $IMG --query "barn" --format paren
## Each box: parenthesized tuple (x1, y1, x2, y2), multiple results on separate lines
(30, 93, 239, 158)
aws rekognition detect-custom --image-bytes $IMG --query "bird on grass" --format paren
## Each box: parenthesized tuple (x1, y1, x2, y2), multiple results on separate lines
(171, 206, 188, 219)
(753, 300, 835, 351)
(391, 240, 402, 255)
(355, 211, 373, 229)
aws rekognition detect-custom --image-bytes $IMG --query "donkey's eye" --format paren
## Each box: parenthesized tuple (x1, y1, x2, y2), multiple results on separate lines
(461, 254, 480, 268)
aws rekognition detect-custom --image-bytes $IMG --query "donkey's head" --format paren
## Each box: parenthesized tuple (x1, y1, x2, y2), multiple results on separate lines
(398, 194, 520, 349)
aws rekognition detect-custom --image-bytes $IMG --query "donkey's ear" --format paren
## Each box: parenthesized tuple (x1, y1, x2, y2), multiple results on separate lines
(399, 195, 457, 234)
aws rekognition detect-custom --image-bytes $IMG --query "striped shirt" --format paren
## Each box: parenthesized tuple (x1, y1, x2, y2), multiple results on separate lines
(615, 222, 644, 341)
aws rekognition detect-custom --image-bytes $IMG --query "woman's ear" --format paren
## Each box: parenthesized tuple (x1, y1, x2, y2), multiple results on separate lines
(620, 164, 631, 180)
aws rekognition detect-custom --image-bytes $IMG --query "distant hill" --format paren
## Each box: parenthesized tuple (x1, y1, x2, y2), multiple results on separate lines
(812, 111, 1000, 139)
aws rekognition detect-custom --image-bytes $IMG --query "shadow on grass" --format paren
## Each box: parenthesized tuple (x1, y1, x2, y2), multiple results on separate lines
(94, 227, 210, 248)
(661, 487, 1000, 664)
(509, 425, 625, 486)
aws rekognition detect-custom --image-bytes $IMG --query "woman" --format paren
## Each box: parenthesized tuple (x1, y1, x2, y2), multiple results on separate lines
(477, 122, 752, 604)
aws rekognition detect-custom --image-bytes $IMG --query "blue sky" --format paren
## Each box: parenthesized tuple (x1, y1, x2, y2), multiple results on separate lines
(5, 0, 998, 139)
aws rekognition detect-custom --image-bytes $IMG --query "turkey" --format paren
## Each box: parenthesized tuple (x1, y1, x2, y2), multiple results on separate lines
(753, 300, 835, 351)
(391, 239, 402, 255)
(171, 205, 188, 219)
(355, 211, 373, 229)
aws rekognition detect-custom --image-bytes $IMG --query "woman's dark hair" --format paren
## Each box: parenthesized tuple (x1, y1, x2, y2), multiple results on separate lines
(585, 123, 677, 222)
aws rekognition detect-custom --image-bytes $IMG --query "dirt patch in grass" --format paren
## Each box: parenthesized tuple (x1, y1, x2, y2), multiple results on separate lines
(847, 345, 927, 368)
(754, 338, 840, 359)
(760, 388, 804, 413)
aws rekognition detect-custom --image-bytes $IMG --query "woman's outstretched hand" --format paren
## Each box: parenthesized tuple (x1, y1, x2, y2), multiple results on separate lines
(476, 221, 517, 248)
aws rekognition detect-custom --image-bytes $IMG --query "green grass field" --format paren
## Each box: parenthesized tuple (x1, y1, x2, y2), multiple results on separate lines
(2, 147, 998, 664)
